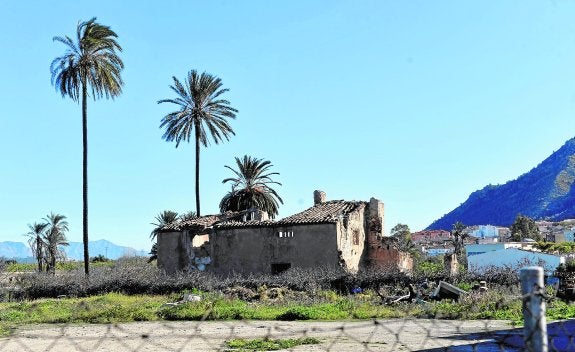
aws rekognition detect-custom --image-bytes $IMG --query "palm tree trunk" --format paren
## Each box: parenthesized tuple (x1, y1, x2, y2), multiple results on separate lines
(82, 82, 90, 276)
(195, 122, 201, 216)
(50, 247, 56, 275)
(36, 236, 42, 272)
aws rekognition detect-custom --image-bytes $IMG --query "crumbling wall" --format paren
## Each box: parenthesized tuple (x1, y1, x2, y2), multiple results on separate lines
(336, 207, 366, 272)
(157, 231, 211, 274)
(366, 242, 413, 272)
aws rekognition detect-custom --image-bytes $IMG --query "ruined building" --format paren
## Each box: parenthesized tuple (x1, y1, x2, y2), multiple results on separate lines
(157, 191, 413, 275)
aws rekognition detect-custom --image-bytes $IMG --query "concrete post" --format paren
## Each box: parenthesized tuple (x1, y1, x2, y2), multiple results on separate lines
(520, 266, 548, 352)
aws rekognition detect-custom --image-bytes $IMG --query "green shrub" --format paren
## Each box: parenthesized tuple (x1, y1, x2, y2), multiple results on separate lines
(226, 337, 320, 351)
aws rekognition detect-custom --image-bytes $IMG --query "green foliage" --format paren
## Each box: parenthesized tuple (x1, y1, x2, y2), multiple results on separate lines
(219, 155, 283, 218)
(158, 70, 238, 216)
(150, 210, 179, 239)
(415, 257, 445, 278)
(90, 255, 110, 263)
(535, 241, 575, 254)
(391, 223, 410, 238)
(390, 223, 416, 253)
(510, 214, 541, 241)
(0, 293, 164, 335)
(226, 337, 320, 351)
(51, 18, 124, 276)
(547, 299, 575, 321)
(7, 260, 114, 273)
(425, 290, 522, 322)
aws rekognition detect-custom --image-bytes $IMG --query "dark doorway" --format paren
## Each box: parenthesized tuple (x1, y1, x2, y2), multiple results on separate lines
(271, 263, 291, 275)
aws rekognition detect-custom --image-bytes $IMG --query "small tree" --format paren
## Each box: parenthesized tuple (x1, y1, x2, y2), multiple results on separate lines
(390, 223, 414, 253)
(510, 214, 541, 242)
(450, 221, 468, 257)
(148, 243, 158, 263)
(25, 222, 48, 272)
(42, 213, 69, 274)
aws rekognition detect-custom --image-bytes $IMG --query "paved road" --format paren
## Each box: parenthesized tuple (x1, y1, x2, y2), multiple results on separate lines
(0, 319, 532, 352)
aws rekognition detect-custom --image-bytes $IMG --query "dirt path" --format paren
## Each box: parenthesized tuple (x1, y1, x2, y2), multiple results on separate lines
(0, 319, 522, 351)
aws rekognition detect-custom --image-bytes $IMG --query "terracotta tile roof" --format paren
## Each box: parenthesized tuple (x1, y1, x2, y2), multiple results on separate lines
(214, 220, 276, 229)
(161, 201, 367, 231)
(214, 200, 367, 229)
(277, 200, 366, 225)
(159, 212, 242, 232)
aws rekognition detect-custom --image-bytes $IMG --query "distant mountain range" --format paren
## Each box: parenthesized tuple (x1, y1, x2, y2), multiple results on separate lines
(428, 137, 575, 230)
(0, 239, 147, 262)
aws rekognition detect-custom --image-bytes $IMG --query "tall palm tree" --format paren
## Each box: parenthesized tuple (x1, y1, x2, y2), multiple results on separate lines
(158, 70, 238, 216)
(219, 155, 283, 218)
(25, 222, 48, 272)
(42, 213, 70, 274)
(51, 18, 124, 275)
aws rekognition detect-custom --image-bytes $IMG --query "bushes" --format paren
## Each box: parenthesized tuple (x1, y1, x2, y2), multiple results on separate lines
(17, 258, 527, 302)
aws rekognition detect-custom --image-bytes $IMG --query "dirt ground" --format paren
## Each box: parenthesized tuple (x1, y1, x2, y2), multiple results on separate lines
(0, 319, 527, 351)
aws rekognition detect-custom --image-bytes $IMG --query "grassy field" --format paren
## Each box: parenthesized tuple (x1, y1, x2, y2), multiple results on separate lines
(1, 261, 574, 339)
(3, 287, 571, 337)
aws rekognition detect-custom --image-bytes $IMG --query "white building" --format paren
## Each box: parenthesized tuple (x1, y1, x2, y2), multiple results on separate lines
(467, 247, 565, 274)
(423, 247, 453, 256)
(465, 243, 526, 257)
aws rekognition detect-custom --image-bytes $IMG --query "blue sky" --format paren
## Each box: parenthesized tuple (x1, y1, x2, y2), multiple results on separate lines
(2, 1, 575, 251)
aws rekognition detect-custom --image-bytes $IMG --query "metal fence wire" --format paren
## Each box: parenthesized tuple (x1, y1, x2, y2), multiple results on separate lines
(0, 268, 574, 352)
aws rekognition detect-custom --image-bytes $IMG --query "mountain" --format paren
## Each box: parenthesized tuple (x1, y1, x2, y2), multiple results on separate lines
(65, 240, 148, 260)
(0, 239, 147, 261)
(0, 241, 32, 259)
(428, 137, 575, 230)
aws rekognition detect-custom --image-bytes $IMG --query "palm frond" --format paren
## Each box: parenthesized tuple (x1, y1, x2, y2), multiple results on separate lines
(51, 17, 124, 101)
(220, 155, 283, 218)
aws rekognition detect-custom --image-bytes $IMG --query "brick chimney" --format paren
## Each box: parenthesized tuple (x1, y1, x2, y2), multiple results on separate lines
(314, 190, 326, 205)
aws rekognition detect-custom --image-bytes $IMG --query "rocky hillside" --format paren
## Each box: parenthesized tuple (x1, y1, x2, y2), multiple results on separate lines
(428, 137, 575, 230)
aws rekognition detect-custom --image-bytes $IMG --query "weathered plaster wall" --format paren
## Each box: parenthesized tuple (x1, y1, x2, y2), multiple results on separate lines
(210, 223, 339, 275)
(336, 208, 366, 272)
(157, 231, 194, 274)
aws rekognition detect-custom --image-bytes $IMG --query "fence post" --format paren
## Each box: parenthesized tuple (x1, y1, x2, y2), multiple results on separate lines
(520, 266, 548, 352)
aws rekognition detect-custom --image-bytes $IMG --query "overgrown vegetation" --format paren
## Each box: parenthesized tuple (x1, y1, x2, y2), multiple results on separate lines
(535, 241, 575, 254)
(0, 259, 571, 338)
(225, 337, 320, 351)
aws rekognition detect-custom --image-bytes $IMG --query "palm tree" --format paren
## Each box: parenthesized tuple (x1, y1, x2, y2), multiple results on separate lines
(42, 213, 70, 274)
(158, 70, 238, 216)
(51, 18, 124, 275)
(150, 210, 180, 240)
(25, 222, 48, 272)
(219, 155, 283, 218)
(179, 211, 198, 221)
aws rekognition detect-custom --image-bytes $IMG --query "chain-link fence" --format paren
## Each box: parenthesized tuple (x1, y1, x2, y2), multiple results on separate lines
(0, 317, 536, 351)
(0, 267, 573, 351)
